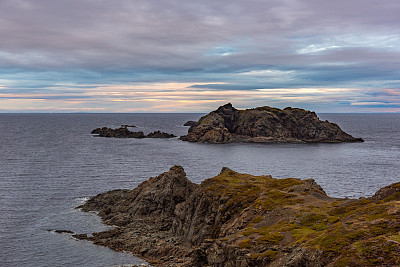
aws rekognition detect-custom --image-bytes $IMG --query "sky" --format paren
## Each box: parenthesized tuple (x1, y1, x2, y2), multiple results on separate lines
(1, 0, 400, 113)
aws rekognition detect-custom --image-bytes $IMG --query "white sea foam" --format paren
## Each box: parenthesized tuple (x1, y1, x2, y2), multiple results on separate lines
(75, 196, 90, 206)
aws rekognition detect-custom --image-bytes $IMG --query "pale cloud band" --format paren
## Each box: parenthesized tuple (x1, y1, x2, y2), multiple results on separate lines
(1, 82, 399, 113)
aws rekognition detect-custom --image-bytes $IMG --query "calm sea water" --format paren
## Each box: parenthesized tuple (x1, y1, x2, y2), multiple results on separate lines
(0, 113, 399, 266)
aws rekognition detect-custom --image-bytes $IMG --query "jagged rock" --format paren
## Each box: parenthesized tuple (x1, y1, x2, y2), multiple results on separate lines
(146, 131, 176, 138)
(180, 103, 364, 143)
(220, 166, 234, 174)
(183, 121, 197, 127)
(91, 127, 145, 138)
(90, 127, 175, 139)
(90, 127, 105, 134)
(76, 166, 400, 266)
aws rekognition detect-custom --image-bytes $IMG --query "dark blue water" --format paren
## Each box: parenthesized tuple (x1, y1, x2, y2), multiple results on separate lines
(0, 113, 399, 266)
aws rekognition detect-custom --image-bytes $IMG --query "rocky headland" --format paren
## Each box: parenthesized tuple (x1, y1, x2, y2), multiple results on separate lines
(91, 127, 176, 138)
(180, 103, 364, 143)
(76, 166, 400, 266)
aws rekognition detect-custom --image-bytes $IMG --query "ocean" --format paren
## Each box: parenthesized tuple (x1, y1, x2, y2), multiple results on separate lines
(0, 113, 399, 266)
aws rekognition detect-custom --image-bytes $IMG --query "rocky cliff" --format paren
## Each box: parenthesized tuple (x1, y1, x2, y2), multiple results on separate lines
(76, 166, 400, 266)
(180, 103, 364, 143)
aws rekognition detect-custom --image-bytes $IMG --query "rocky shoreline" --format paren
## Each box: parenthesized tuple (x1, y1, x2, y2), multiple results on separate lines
(75, 166, 400, 266)
(181, 103, 364, 143)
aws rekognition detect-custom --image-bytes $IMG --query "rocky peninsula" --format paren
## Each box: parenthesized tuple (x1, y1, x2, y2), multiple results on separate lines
(180, 103, 364, 143)
(91, 127, 176, 138)
(76, 166, 400, 266)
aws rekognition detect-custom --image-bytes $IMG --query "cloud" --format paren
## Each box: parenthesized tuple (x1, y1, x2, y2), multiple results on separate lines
(1, 80, 398, 113)
(351, 102, 393, 106)
(0, 0, 400, 112)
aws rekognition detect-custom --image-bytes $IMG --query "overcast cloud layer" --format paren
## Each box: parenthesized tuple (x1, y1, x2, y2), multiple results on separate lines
(1, 0, 400, 112)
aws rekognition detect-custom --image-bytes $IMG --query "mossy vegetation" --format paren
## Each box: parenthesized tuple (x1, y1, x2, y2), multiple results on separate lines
(238, 239, 252, 248)
(252, 216, 263, 223)
(251, 250, 278, 260)
(202, 169, 400, 266)
(203, 170, 306, 217)
(382, 191, 400, 202)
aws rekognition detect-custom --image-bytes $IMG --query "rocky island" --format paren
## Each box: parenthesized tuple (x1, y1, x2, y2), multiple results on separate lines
(180, 103, 364, 143)
(76, 166, 400, 266)
(91, 127, 176, 138)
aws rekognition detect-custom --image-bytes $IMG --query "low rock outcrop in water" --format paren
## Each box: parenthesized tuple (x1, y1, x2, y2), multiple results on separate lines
(180, 103, 364, 143)
(77, 166, 400, 266)
(146, 130, 176, 139)
(91, 127, 176, 138)
(183, 120, 197, 127)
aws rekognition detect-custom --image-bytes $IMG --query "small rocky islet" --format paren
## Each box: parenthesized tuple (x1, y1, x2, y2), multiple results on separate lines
(75, 166, 400, 266)
(180, 103, 364, 143)
(91, 127, 176, 138)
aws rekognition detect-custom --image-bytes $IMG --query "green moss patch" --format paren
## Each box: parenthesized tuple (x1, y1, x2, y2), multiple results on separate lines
(238, 239, 252, 248)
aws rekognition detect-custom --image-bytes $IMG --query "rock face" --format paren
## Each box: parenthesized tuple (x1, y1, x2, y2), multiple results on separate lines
(180, 103, 364, 143)
(77, 166, 400, 266)
(91, 127, 176, 138)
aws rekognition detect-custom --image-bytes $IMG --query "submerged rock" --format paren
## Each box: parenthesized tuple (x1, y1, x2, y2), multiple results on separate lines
(76, 166, 400, 266)
(54, 229, 74, 234)
(91, 127, 175, 139)
(180, 103, 364, 143)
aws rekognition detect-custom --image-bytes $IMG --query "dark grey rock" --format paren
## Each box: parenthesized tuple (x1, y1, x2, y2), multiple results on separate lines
(91, 127, 175, 139)
(180, 103, 364, 143)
